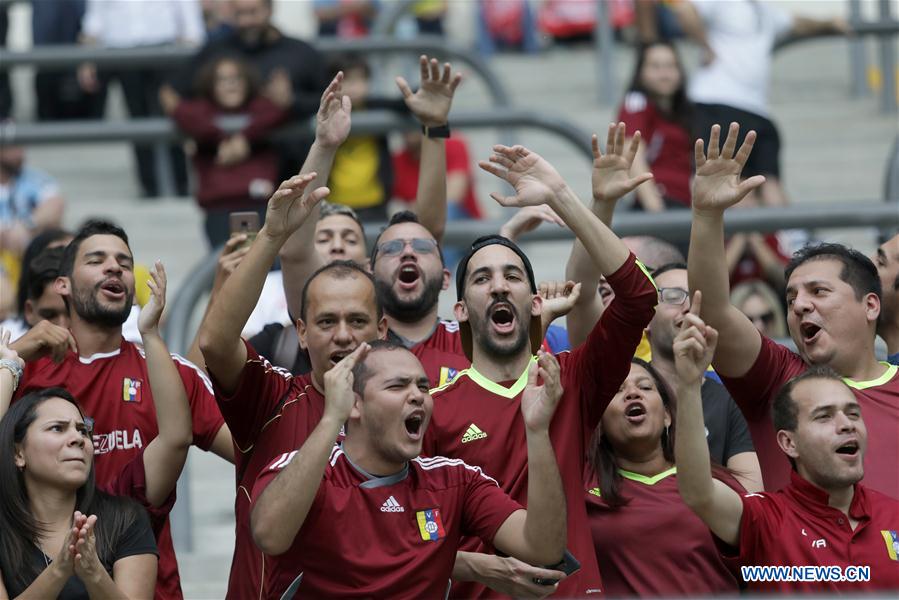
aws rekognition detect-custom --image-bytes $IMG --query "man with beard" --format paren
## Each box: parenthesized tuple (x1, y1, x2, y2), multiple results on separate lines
(873, 233, 899, 365)
(686, 123, 899, 500)
(8, 220, 232, 600)
(422, 144, 658, 598)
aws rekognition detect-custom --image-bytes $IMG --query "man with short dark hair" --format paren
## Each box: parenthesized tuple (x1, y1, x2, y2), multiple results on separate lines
(10, 219, 230, 600)
(686, 123, 899, 499)
(673, 300, 899, 592)
(873, 233, 899, 364)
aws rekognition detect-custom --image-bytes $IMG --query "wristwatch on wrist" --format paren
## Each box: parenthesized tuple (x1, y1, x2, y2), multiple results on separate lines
(0, 358, 23, 390)
(421, 123, 451, 139)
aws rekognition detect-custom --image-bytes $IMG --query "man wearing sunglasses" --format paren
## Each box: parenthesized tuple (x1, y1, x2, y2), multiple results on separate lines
(645, 262, 762, 493)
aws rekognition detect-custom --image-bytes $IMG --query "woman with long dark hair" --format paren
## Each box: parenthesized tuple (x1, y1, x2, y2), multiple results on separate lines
(584, 359, 742, 596)
(0, 262, 191, 598)
(617, 41, 694, 212)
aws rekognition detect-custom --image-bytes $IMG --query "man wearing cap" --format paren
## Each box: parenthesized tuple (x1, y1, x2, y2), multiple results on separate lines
(423, 145, 658, 598)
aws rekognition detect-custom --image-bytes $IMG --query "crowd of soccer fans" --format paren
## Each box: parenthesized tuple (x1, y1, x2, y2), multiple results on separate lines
(1, 0, 899, 598)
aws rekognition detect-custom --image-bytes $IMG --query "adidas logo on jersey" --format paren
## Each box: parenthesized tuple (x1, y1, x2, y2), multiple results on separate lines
(461, 423, 488, 443)
(381, 496, 404, 512)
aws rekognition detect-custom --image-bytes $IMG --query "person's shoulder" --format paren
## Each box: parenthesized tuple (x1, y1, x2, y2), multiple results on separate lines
(860, 485, 899, 516)
(429, 367, 473, 397)
(275, 33, 320, 54)
(412, 455, 499, 488)
(436, 320, 461, 335)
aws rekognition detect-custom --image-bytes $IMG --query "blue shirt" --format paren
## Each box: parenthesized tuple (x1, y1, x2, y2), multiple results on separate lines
(0, 167, 59, 227)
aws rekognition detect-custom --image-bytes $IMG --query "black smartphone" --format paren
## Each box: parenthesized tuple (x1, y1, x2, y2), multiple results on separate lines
(533, 550, 581, 586)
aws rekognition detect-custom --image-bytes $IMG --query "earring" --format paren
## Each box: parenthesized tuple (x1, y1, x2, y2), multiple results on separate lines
(664, 425, 670, 442)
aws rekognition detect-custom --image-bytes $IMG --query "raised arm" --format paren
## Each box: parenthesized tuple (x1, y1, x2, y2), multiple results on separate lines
(492, 352, 566, 566)
(687, 123, 767, 377)
(673, 292, 743, 547)
(396, 56, 462, 242)
(251, 343, 369, 556)
(280, 73, 352, 319)
(139, 262, 193, 508)
(199, 174, 330, 394)
(0, 328, 24, 419)
(566, 122, 654, 346)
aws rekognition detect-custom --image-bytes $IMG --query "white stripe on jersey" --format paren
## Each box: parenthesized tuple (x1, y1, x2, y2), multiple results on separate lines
(329, 445, 344, 467)
(133, 344, 215, 394)
(256, 353, 293, 381)
(439, 319, 460, 333)
(413, 456, 500, 486)
(270, 450, 298, 471)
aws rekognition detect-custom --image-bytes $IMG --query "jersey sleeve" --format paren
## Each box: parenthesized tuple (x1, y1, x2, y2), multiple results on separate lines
(113, 507, 159, 561)
(461, 465, 524, 544)
(250, 449, 330, 528)
(104, 448, 176, 538)
(209, 339, 295, 452)
(568, 253, 658, 428)
(718, 336, 806, 421)
(172, 354, 225, 452)
(717, 492, 783, 564)
(617, 92, 652, 135)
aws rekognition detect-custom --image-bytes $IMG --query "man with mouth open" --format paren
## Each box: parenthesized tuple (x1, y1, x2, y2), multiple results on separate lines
(673, 297, 899, 592)
(686, 122, 899, 500)
(250, 340, 567, 599)
(422, 144, 658, 598)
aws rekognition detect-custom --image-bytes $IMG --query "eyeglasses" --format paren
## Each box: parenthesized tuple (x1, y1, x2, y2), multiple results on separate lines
(658, 287, 689, 305)
(746, 311, 776, 325)
(377, 237, 438, 257)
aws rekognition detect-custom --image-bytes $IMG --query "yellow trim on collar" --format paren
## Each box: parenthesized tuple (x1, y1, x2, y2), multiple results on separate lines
(463, 356, 538, 399)
(635, 258, 658, 291)
(843, 363, 898, 390)
(617, 466, 677, 486)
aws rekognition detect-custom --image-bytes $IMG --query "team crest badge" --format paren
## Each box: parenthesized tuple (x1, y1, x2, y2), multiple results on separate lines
(416, 508, 446, 542)
(882, 530, 899, 561)
(122, 378, 142, 403)
(438, 367, 459, 387)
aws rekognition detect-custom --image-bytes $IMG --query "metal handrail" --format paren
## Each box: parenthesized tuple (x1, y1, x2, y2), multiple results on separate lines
(0, 108, 594, 161)
(773, 19, 899, 51)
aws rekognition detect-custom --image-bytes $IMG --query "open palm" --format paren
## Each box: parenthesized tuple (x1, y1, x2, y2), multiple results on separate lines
(264, 174, 330, 240)
(315, 72, 352, 148)
(480, 145, 565, 208)
(692, 123, 765, 212)
(592, 122, 653, 203)
(396, 55, 461, 127)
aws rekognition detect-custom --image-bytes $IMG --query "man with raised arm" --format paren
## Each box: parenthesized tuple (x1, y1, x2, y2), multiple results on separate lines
(686, 122, 899, 499)
(279, 56, 468, 388)
(251, 341, 566, 598)
(673, 292, 899, 592)
(422, 144, 658, 598)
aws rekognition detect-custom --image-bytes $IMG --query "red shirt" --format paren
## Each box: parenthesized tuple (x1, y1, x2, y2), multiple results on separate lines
(422, 254, 658, 598)
(17, 340, 224, 600)
(209, 341, 328, 600)
(103, 447, 177, 538)
(391, 135, 483, 219)
(726, 471, 899, 592)
(585, 467, 741, 596)
(617, 91, 693, 206)
(251, 445, 522, 599)
(719, 336, 899, 499)
(728, 233, 790, 288)
(403, 319, 471, 388)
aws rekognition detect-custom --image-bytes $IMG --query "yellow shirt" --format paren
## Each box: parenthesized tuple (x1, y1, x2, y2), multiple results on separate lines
(328, 137, 385, 209)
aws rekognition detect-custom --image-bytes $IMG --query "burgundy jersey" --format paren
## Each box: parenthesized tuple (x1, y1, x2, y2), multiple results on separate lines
(423, 254, 658, 598)
(251, 446, 522, 599)
(17, 340, 224, 600)
(407, 319, 470, 388)
(719, 336, 899, 498)
(585, 467, 741, 596)
(725, 471, 899, 592)
(209, 340, 329, 600)
(103, 447, 177, 538)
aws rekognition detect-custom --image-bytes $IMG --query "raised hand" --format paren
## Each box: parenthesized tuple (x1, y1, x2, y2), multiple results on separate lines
(323, 342, 370, 422)
(692, 123, 766, 214)
(520, 351, 563, 433)
(316, 71, 353, 149)
(673, 291, 719, 385)
(592, 122, 654, 203)
(262, 173, 330, 241)
(479, 145, 566, 208)
(72, 512, 106, 583)
(0, 328, 23, 367)
(539, 280, 582, 323)
(499, 205, 566, 242)
(138, 261, 166, 336)
(396, 55, 462, 127)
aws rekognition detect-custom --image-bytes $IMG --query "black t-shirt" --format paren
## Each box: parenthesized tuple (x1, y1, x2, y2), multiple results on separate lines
(7, 509, 157, 599)
(249, 322, 312, 375)
(701, 378, 755, 465)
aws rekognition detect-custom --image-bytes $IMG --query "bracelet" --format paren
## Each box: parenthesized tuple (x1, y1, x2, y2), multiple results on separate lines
(0, 358, 23, 391)
(421, 122, 451, 139)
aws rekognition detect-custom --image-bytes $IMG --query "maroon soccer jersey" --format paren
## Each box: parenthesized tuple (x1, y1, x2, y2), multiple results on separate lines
(584, 467, 741, 596)
(209, 340, 328, 600)
(17, 341, 224, 600)
(423, 253, 658, 598)
(719, 336, 899, 498)
(408, 319, 470, 388)
(725, 471, 899, 592)
(251, 446, 522, 599)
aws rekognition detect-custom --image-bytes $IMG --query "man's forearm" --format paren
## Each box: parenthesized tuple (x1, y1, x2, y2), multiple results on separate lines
(522, 430, 566, 565)
(551, 186, 629, 275)
(674, 380, 715, 507)
(414, 136, 447, 242)
(688, 211, 735, 323)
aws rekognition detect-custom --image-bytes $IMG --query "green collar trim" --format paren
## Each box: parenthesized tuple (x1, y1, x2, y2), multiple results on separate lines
(635, 259, 658, 291)
(618, 466, 677, 485)
(843, 363, 898, 390)
(465, 356, 537, 399)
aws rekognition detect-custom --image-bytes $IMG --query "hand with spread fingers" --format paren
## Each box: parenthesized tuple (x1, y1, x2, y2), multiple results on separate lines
(520, 351, 563, 433)
(499, 205, 566, 242)
(316, 71, 353, 149)
(262, 173, 331, 241)
(396, 55, 462, 127)
(539, 280, 582, 323)
(323, 342, 370, 423)
(673, 291, 719, 385)
(692, 122, 766, 214)
(592, 122, 654, 203)
(479, 145, 566, 208)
